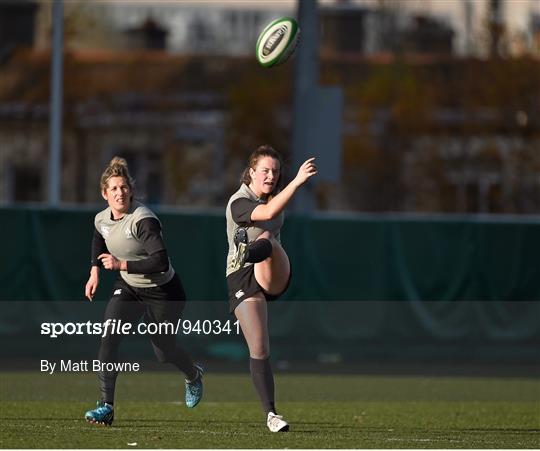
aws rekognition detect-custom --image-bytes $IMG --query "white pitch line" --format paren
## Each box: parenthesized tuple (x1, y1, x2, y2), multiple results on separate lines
(166, 401, 225, 405)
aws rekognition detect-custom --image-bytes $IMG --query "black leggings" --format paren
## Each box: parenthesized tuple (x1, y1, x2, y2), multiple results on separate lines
(97, 274, 195, 404)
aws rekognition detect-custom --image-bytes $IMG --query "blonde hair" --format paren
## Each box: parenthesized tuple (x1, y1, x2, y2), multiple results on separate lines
(240, 145, 283, 196)
(100, 156, 135, 195)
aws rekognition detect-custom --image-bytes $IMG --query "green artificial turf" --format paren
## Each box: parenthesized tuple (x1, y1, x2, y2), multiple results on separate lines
(1, 371, 538, 448)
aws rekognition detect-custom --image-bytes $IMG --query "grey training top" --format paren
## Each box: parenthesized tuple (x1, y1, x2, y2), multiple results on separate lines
(225, 184, 284, 276)
(94, 201, 174, 287)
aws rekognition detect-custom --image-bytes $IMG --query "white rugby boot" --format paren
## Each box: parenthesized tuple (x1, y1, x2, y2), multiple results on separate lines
(267, 412, 289, 432)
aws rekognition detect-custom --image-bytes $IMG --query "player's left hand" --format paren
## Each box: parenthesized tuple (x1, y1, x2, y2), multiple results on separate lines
(98, 253, 123, 271)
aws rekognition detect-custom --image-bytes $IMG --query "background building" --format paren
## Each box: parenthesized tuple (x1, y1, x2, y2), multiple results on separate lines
(0, 0, 539, 213)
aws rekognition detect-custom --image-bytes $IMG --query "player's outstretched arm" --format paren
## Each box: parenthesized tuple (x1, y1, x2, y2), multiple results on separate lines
(251, 157, 317, 221)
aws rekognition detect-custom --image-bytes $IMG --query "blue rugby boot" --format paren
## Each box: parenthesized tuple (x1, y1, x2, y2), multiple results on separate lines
(85, 401, 114, 426)
(185, 363, 204, 408)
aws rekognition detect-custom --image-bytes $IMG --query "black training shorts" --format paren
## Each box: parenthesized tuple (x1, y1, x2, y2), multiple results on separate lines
(226, 264, 291, 314)
(106, 273, 187, 325)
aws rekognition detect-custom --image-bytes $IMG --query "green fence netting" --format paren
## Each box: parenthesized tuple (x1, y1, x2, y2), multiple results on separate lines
(1, 207, 539, 363)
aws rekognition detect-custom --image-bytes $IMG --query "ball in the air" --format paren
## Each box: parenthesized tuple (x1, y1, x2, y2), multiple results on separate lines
(256, 17, 300, 68)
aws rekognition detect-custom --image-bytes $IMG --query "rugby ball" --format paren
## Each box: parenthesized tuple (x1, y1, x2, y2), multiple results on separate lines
(256, 17, 300, 68)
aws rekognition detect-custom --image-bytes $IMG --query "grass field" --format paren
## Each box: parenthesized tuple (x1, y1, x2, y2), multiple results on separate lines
(1, 370, 539, 448)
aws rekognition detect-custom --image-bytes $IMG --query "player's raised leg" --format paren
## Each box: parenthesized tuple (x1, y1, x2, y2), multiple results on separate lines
(253, 232, 290, 296)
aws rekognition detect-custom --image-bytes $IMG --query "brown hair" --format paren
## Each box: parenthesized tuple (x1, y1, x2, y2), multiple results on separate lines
(100, 156, 135, 196)
(240, 145, 283, 196)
